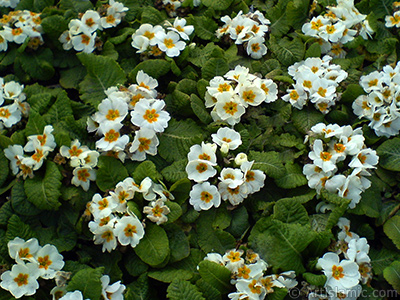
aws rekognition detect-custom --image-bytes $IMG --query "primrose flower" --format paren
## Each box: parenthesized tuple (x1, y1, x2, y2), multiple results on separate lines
(71, 167, 96, 191)
(129, 128, 159, 161)
(143, 199, 170, 224)
(385, 11, 400, 28)
(155, 30, 186, 57)
(167, 17, 194, 40)
(186, 159, 217, 183)
(114, 215, 144, 247)
(246, 36, 267, 59)
(8, 237, 40, 264)
(93, 224, 118, 253)
(189, 182, 221, 211)
(4, 144, 24, 175)
(96, 122, 129, 152)
(0, 103, 21, 127)
(35, 244, 65, 279)
(211, 127, 242, 151)
(130, 99, 170, 132)
(71, 30, 96, 53)
(0, 263, 40, 298)
(133, 70, 158, 98)
(101, 275, 126, 300)
(308, 139, 338, 173)
(59, 291, 85, 300)
(318, 252, 360, 289)
(94, 97, 128, 124)
(223, 249, 245, 273)
(80, 10, 101, 33)
(60, 139, 89, 160)
(187, 142, 217, 165)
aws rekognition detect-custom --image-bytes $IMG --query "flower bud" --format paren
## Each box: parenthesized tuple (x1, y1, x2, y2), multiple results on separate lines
(234, 153, 248, 166)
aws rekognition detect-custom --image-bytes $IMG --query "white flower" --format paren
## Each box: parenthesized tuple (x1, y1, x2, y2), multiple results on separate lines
(282, 85, 308, 110)
(385, 12, 400, 28)
(25, 125, 56, 152)
(246, 36, 267, 59)
(325, 284, 362, 300)
(155, 31, 186, 57)
(96, 122, 129, 152)
(114, 215, 144, 247)
(214, 93, 246, 125)
(131, 24, 164, 50)
(71, 30, 96, 53)
(186, 159, 217, 183)
(71, 167, 96, 191)
(212, 127, 242, 151)
(35, 244, 65, 279)
(167, 17, 194, 40)
(94, 97, 128, 124)
(238, 82, 265, 107)
(223, 249, 244, 272)
(93, 224, 118, 253)
(189, 182, 221, 211)
(90, 194, 117, 219)
(345, 238, 370, 264)
(60, 139, 89, 160)
(219, 167, 244, 188)
(318, 252, 360, 289)
(130, 99, 170, 132)
(101, 275, 126, 300)
(133, 70, 158, 98)
(0, 103, 21, 127)
(219, 182, 248, 205)
(241, 161, 266, 194)
(8, 237, 40, 264)
(235, 153, 248, 166)
(187, 142, 217, 165)
(308, 139, 338, 173)
(0, 263, 40, 298)
(129, 128, 159, 161)
(235, 278, 266, 299)
(59, 291, 84, 300)
(348, 149, 378, 169)
(204, 253, 225, 265)
(80, 10, 101, 33)
(4, 144, 24, 175)
(143, 199, 170, 224)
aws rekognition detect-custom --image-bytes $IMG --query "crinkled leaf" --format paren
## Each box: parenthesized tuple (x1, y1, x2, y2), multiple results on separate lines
(24, 161, 62, 211)
(291, 107, 325, 134)
(67, 267, 104, 300)
(162, 160, 189, 183)
(383, 261, 400, 292)
(149, 267, 193, 283)
(10, 181, 41, 216)
(78, 53, 126, 107)
(0, 150, 9, 187)
(132, 160, 162, 183)
(191, 94, 212, 124)
(134, 223, 169, 267)
(370, 247, 400, 276)
(202, 58, 230, 80)
(248, 151, 285, 179)
(6, 214, 36, 242)
(377, 138, 400, 171)
(269, 36, 304, 66)
(384, 215, 400, 250)
(273, 198, 309, 225)
(129, 59, 170, 81)
(275, 162, 307, 189)
(125, 273, 151, 300)
(167, 279, 206, 300)
(96, 156, 129, 192)
(198, 260, 231, 293)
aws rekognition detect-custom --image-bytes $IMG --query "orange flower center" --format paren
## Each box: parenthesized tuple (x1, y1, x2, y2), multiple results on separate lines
(14, 273, 29, 286)
(143, 109, 159, 123)
(124, 224, 137, 237)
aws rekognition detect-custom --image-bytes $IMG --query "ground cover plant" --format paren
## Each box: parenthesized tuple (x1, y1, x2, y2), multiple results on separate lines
(1, 0, 400, 299)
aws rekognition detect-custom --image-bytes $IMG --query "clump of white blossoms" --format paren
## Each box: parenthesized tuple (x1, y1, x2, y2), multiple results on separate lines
(352, 61, 400, 137)
(131, 17, 193, 58)
(4, 125, 57, 179)
(302, 0, 374, 58)
(310, 218, 372, 300)
(59, 139, 99, 191)
(0, 78, 29, 128)
(59, 0, 128, 53)
(384, 2, 400, 28)
(202, 248, 297, 300)
(0, 237, 65, 299)
(87, 70, 170, 162)
(87, 176, 174, 252)
(186, 127, 266, 210)
(0, 10, 44, 52)
(216, 10, 271, 59)
(282, 55, 347, 114)
(205, 65, 278, 125)
(303, 123, 379, 209)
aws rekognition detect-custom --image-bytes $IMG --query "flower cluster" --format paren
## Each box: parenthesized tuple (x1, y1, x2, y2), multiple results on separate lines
(384, 2, 400, 28)
(203, 248, 297, 300)
(87, 71, 170, 162)
(87, 175, 174, 252)
(59, 139, 99, 191)
(0, 237, 64, 299)
(282, 55, 347, 114)
(131, 17, 194, 58)
(186, 127, 266, 209)
(0, 78, 29, 128)
(0, 10, 44, 51)
(303, 123, 379, 209)
(310, 218, 372, 300)
(302, 0, 373, 58)
(205, 65, 278, 125)
(352, 61, 400, 137)
(59, 0, 128, 53)
(216, 10, 270, 59)
(0, 0, 19, 8)
(56, 275, 125, 300)
(4, 125, 56, 179)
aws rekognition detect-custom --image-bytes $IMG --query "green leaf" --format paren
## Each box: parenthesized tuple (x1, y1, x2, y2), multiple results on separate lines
(275, 162, 307, 189)
(125, 252, 149, 277)
(198, 260, 231, 293)
(249, 217, 316, 273)
(59, 0, 93, 12)
(383, 261, 400, 291)
(149, 267, 193, 283)
(269, 36, 305, 66)
(303, 272, 327, 287)
(10, 181, 41, 216)
(141, 6, 165, 24)
(305, 42, 322, 58)
(291, 107, 325, 134)
(0, 150, 9, 187)
(286, 0, 309, 29)
(158, 119, 204, 162)
(384, 215, 400, 250)
(196, 279, 221, 300)
(162, 160, 189, 183)
(340, 84, 365, 103)
(96, 156, 129, 192)
(24, 111, 46, 137)
(189, 16, 219, 41)
(167, 279, 206, 300)
(125, 273, 151, 300)
(201, 0, 233, 9)
(369, 0, 396, 18)
(16, 49, 55, 81)
(226, 206, 249, 238)
(67, 267, 104, 300)
(169, 178, 191, 205)
(248, 151, 285, 179)
(202, 58, 230, 80)
(132, 160, 162, 183)
(78, 53, 126, 107)
(41, 14, 67, 41)
(0, 201, 13, 227)
(129, 59, 171, 81)
(370, 247, 400, 276)
(273, 198, 309, 225)
(165, 201, 183, 224)
(6, 214, 36, 241)
(377, 138, 400, 171)
(24, 161, 62, 211)
(191, 94, 213, 124)
(134, 223, 169, 267)
(188, 43, 223, 68)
